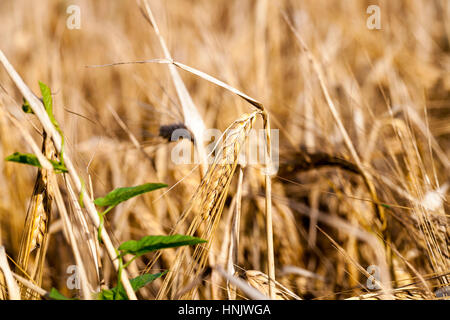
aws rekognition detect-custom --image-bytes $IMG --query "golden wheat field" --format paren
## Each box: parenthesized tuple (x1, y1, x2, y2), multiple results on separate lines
(0, 0, 449, 301)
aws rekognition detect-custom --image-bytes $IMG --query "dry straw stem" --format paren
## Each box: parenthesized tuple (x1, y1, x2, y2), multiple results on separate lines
(0, 50, 137, 300)
(12, 271, 47, 299)
(0, 246, 20, 300)
(49, 172, 91, 299)
(157, 111, 259, 299)
(282, 11, 394, 286)
(281, 12, 386, 230)
(261, 112, 275, 299)
(1, 0, 447, 300)
(215, 266, 269, 300)
(173, 60, 274, 297)
(318, 227, 393, 300)
(225, 166, 244, 299)
(2, 113, 56, 297)
(364, 116, 448, 286)
(389, 245, 433, 297)
(108, 104, 152, 162)
(279, 265, 325, 282)
(3, 112, 53, 171)
(87, 59, 264, 111)
(140, 0, 208, 177)
(4, 110, 93, 299)
(244, 270, 302, 300)
(273, 196, 393, 296)
(2, 112, 56, 297)
(91, 54, 276, 299)
(65, 177, 101, 289)
(162, 58, 275, 299)
(16, 134, 54, 299)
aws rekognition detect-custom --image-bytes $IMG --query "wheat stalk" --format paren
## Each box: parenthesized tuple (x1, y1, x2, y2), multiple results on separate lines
(16, 133, 54, 299)
(245, 270, 302, 300)
(140, 0, 208, 177)
(225, 166, 244, 299)
(157, 111, 259, 299)
(87, 51, 276, 300)
(0, 246, 20, 300)
(0, 50, 137, 299)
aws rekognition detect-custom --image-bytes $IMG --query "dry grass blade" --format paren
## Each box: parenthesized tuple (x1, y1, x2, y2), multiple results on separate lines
(12, 271, 47, 299)
(0, 49, 137, 300)
(3, 104, 95, 299)
(0, 246, 20, 300)
(215, 266, 268, 300)
(167, 60, 264, 112)
(245, 270, 302, 300)
(3, 112, 53, 171)
(87, 58, 275, 297)
(281, 12, 386, 230)
(281, 11, 395, 290)
(100, 53, 278, 299)
(318, 227, 393, 299)
(146, 56, 275, 299)
(140, 0, 208, 177)
(275, 197, 392, 293)
(65, 178, 101, 292)
(15, 133, 54, 299)
(225, 166, 244, 299)
(2, 0, 446, 301)
(88, 58, 264, 112)
(157, 112, 258, 299)
(49, 172, 92, 299)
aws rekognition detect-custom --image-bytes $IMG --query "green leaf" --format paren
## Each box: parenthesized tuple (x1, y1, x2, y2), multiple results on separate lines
(6, 152, 40, 167)
(97, 271, 167, 300)
(94, 183, 167, 208)
(48, 288, 75, 300)
(118, 234, 206, 258)
(97, 287, 116, 300)
(38, 81, 65, 167)
(79, 178, 86, 208)
(39, 81, 53, 120)
(130, 271, 168, 290)
(5, 152, 68, 173)
(94, 183, 166, 242)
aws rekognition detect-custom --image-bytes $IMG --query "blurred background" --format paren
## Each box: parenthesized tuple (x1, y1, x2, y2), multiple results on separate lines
(0, 0, 449, 299)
